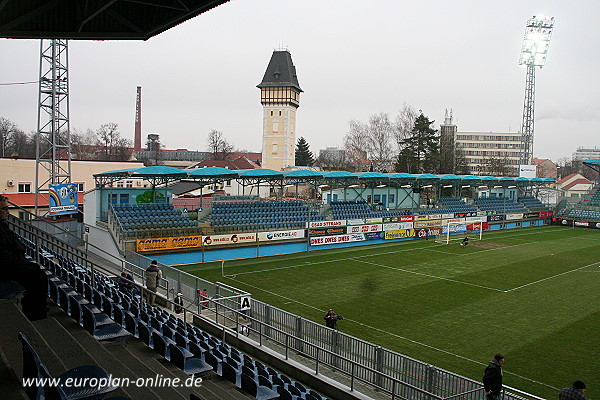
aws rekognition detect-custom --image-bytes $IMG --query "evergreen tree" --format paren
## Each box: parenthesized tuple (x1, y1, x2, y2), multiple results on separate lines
(295, 137, 313, 166)
(395, 113, 439, 173)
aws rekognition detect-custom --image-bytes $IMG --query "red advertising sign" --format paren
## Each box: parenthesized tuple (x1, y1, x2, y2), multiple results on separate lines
(309, 220, 346, 228)
(347, 224, 383, 234)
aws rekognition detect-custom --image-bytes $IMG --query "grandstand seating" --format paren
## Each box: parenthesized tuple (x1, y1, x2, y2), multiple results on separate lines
(518, 196, 547, 210)
(330, 200, 411, 220)
(211, 200, 326, 232)
(587, 187, 600, 206)
(474, 197, 528, 213)
(112, 203, 197, 233)
(436, 198, 479, 214)
(15, 233, 329, 400)
(564, 209, 600, 220)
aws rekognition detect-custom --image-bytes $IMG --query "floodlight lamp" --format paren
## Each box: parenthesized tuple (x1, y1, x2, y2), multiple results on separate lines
(401, 184, 412, 188)
(443, 184, 453, 188)
(348, 184, 359, 188)
(422, 185, 433, 188)
(519, 15, 554, 67)
(508, 185, 517, 188)
(493, 185, 502, 188)
(478, 185, 488, 188)
(461, 185, 470, 188)
(376, 184, 386, 188)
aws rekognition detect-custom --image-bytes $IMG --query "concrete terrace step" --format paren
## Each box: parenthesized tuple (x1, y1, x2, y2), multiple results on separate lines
(116, 334, 254, 400)
(36, 305, 158, 400)
(0, 301, 68, 379)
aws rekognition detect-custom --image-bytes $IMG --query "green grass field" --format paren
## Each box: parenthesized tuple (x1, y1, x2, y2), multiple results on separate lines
(178, 225, 600, 399)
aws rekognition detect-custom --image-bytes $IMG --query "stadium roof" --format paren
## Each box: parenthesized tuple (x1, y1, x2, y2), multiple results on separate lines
(0, 0, 230, 40)
(94, 167, 556, 189)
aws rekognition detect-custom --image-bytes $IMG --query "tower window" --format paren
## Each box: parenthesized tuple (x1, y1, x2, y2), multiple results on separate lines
(270, 111, 273, 116)
(279, 111, 282, 116)
(273, 122, 279, 132)
(272, 143, 278, 154)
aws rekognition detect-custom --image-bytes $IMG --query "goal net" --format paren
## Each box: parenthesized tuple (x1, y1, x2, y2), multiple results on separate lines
(434, 220, 484, 245)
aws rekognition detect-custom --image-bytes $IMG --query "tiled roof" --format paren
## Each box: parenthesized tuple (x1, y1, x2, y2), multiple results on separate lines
(4, 192, 84, 207)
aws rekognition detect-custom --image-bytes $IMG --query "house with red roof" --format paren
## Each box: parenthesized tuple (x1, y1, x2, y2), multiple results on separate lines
(556, 173, 593, 199)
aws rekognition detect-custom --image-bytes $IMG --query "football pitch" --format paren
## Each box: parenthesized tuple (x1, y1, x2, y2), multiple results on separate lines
(178, 225, 600, 399)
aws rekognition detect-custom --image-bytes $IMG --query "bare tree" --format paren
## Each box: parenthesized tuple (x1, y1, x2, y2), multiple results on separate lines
(344, 114, 395, 171)
(71, 128, 97, 160)
(95, 122, 132, 161)
(0, 117, 20, 157)
(316, 148, 353, 171)
(207, 129, 234, 160)
(394, 104, 419, 149)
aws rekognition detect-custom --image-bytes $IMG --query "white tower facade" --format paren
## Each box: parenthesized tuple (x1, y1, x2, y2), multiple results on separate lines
(257, 50, 302, 171)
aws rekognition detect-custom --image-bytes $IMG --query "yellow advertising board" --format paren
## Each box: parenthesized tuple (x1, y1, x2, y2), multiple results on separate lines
(384, 229, 415, 240)
(136, 235, 202, 252)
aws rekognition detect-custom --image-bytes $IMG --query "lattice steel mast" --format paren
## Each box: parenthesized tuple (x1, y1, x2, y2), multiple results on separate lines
(518, 15, 554, 165)
(35, 39, 72, 215)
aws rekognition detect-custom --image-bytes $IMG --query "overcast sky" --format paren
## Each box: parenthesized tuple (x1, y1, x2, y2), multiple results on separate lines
(1, 0, 598, 163)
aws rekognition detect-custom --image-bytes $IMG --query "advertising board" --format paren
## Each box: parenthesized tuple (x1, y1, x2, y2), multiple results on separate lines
(309, 233, 365, 246)
(383, 222, 414, 231)
(539, 211, 554, 217)
(137, 235, 202, 252)
(309, 220, 346, 228)
(384, 229, 415, 240)
(309, 227, 347, 236)
(258, 229, 305, 241)
(414, 220, 442, 228)
(523, 212, 540, 219)
(506, 213, 523, 220)
(347, 224, 383, 234)
(49, 183, 78, 215)
(487, 214, 506, 222)
(415, 227, 442, 238)
(203, 233, 256, 246)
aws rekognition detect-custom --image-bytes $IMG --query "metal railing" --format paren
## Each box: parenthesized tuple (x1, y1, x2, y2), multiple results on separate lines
(7, 202, 546, 400)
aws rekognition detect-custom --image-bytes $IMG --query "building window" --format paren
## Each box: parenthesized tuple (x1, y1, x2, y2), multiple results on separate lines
(279, 111, 282, 116)
(75, 182, 84, 192)
(272, 121, 279, 132)
(389, 194, 395, 204)
(225, 180, 232, 187)
(18, 182, 31, 193)
(272, 143, 278, 154)
(116, 181, 124, 188)
(126, 180, 133, 188)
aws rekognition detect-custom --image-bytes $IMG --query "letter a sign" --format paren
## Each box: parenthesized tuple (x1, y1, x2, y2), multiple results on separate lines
(240, 296, 251, 311)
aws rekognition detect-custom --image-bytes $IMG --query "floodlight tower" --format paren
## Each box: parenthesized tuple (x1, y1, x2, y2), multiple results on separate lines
(35, 39, 72, 215)
(518, 15, 554, 166)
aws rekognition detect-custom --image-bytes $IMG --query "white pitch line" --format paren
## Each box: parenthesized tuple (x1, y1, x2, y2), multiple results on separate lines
(228, 226, 577, 278)
(505, 261, 600, 292)
(352, 258, 505, 292)
(227, 275, 557, 390)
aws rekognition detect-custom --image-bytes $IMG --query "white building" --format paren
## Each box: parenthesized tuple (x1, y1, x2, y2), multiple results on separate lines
(572, 147, 600, 161)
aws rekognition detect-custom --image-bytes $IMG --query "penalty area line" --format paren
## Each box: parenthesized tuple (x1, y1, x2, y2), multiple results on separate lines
(505, 261, 600, 292)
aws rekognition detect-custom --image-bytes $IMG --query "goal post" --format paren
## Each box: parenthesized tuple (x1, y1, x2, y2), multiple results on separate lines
(434, 220, 484, 245)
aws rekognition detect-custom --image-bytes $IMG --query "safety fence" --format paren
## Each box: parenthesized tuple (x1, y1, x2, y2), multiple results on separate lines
(8, 208, 544, 400)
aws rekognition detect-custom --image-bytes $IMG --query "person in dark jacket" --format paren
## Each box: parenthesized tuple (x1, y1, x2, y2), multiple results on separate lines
(483, 353, 505, 400)
(324, 309, 343, 329)
(0, 196, 48, 321)
(173, 292, 184, 313)
(559, 381, 589, 400)
(145, 260, 162, 305)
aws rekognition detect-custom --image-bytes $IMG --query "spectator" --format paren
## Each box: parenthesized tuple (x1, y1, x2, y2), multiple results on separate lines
(117, 272, 138, 296)
(0, 196, 48, 321)
(197, 288, 209, 310)
(559, 381, 588, 400)
(324, 309, 343, 329)
(145, 260, 162, 305)
(483, 353, 505, 400)
(173, 292, 184, 314)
